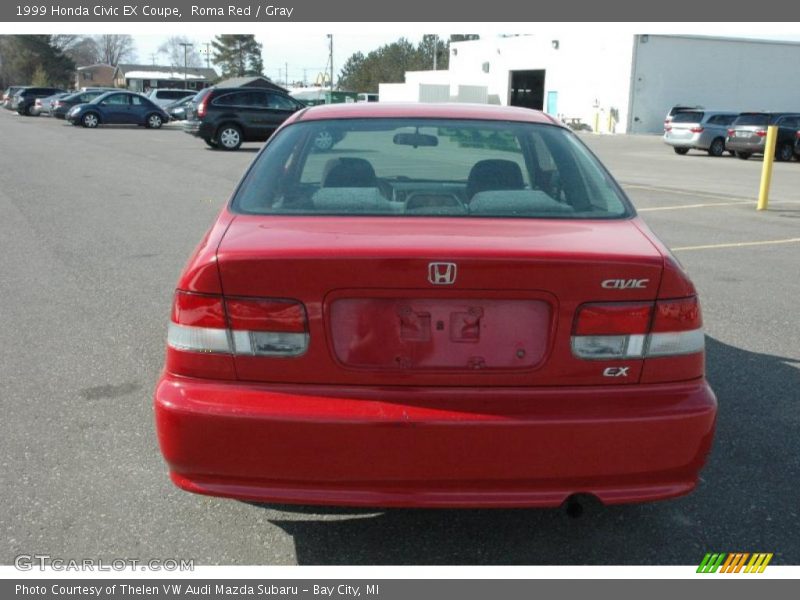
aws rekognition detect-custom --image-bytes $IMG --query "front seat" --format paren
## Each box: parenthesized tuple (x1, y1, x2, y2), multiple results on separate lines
(321, 157, 377, 188)
(466, 159, 525, 200)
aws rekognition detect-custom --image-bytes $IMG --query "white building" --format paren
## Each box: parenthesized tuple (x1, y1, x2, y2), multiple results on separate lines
(379, 34, 800, 134)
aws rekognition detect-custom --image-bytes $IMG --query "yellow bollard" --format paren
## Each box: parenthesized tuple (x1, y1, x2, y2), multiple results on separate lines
(757, 125, 778, 211)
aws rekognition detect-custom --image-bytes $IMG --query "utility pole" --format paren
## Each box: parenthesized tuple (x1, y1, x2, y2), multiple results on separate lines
(433, 34, 437, 71)
(203, 42, 211, 69)
(149, 53, 157, 66)
(179, 42, 193, 89)
(285, 61, 288, 86)
(327, 34, 334, 92)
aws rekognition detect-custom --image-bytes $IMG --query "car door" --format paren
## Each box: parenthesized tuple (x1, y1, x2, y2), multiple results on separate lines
(99, 93, 132, 124)
(129, 94, 152, 124)
(211, 90, 263, 140)
(262, 92, 302, 136)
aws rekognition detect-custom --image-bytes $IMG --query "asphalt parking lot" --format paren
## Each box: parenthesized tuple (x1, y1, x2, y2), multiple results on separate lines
(1, 111, 798, 566)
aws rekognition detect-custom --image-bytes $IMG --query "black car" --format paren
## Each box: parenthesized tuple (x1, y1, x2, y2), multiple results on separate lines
(726, 112, 800, 161)
(14, 87, 65, 116)
(52, 90, 112, 119)
(183, 87, 305, 150)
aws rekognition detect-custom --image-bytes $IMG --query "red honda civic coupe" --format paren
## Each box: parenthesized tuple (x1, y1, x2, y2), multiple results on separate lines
(154, 103, 717, 509)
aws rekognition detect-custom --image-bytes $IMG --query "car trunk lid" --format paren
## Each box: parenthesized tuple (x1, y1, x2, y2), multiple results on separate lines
(216, 215, 665, 386)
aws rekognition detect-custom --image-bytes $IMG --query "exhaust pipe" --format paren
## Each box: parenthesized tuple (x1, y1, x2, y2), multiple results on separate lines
(562, 493, 601, 519)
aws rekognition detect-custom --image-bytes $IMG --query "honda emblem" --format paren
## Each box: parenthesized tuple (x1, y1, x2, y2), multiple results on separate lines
(428, 262, 457, 285)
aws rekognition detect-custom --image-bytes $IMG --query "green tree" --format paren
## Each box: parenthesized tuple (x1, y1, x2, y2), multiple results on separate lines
(338, 37, 419, 93)
(31, 65, 49, 86)
(211, 35, 263, 78)
(0, 35, 75, 88)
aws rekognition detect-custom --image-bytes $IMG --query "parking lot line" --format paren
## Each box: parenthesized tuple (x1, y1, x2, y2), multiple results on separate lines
(623, 184, 753, 203)
(671, 238, 800, 252)
(638, 201, 752, 212)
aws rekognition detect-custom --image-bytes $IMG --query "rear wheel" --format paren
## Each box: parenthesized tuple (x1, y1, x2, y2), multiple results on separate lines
(707, 138, 725, 157)
(25, 104, 37, 117)
(776, 143, 793, 162)
(82, 112, 99, 128)
(146, 113, 163, 129)
(673, 147, 689, 155)
(736, 151, 751, 160)
(217, 124, 242, 151)
(313, 129, 335, 151)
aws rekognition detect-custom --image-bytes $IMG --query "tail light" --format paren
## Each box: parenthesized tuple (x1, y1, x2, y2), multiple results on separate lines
(572, 297, 703, 360)
(35, 99, 42, 106)
(167, 291, 309, 358)
(795, 131, 800, 139)
(55, 101, 63, 108)
(664, 125, 672, 132)
(690, 126, 704, 133)
(727, 128, 735, 136)
(755, 129, 767, 137)
(196, 96, 209, 118)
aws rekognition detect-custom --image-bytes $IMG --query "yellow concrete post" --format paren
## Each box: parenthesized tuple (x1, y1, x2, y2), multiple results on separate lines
(757, 125, 778, 211)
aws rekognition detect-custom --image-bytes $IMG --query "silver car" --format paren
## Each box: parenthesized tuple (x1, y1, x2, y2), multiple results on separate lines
(663, 110, 739, 157)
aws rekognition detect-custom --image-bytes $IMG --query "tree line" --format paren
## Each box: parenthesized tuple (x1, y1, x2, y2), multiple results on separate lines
(0, 33, 477, 91)
(337, 35, 479, 93)
(0, 34, 264, 89)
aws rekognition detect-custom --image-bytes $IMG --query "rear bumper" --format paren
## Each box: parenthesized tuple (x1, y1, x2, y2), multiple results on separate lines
(663, 133, 704, 149)
(725, 139, 764, 154)
(154, 375, 717, 508)
(183, 120, 205, 137)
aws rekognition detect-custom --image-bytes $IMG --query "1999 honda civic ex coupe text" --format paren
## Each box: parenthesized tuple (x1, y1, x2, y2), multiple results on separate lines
(154, 103, 717, 508)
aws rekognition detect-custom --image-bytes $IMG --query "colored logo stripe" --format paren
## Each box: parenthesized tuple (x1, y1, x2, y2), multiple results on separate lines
(697, 553, 773, 573)
(697, 553, 726, 573)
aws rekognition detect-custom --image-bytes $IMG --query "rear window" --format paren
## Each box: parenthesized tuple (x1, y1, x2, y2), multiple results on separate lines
(734, 114, 769, 126)
(671, 111, 704, 123)
(233, 118, 632, 219)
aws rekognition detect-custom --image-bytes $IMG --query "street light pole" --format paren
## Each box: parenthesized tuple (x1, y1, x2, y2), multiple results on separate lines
(327, 34, 334, 93)
(179, 42, 193, 89)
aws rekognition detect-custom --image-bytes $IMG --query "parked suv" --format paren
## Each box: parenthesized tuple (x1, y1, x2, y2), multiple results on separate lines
(664, 104, 703, 130)
(726, 112, 800, 161)
(183, 87, 305, 150)
(146, 88, 197, 108)
(664, 110, 739, 156)
(2, 86, 27, 109)
(14, 87, 65, 116)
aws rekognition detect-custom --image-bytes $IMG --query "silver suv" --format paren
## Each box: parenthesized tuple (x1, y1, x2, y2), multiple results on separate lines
(663, 110, 739, 157)
(146, 88, 196, 108)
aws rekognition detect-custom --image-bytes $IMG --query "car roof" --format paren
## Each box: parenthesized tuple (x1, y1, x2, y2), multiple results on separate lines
(293, 102, 561, 125)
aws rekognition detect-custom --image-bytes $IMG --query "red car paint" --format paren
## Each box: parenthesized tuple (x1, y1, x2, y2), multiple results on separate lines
(154, 103, 716, 508)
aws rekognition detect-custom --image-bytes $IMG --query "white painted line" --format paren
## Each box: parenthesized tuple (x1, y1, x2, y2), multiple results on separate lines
(623, 184, 752, 203)
(672, 238, 800, 252)
(639, 201, 751, 212)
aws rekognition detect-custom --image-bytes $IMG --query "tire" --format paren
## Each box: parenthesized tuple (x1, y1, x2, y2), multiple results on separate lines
(736, 151, 751, 160)
(146, 113, 163, 129)
(776, 143, 793, 162)
(203, 138, 219, 149)
(216, 124, 242, 151)
(673, 147, 689, 155)
(82, 112, 99, 128)
(313, 129, 335, 151)
(707, 138, 725, 157)
(26, 104, 37, 117)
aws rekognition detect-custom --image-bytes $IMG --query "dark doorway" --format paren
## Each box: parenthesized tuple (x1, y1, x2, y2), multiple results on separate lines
(509, 69, 545, 110)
